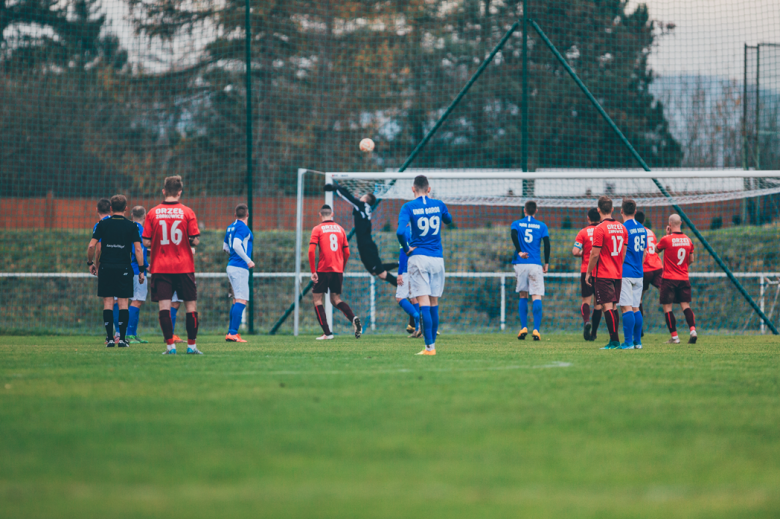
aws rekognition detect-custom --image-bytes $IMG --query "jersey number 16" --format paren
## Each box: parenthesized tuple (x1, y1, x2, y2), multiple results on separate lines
(159, 220, 183, 246)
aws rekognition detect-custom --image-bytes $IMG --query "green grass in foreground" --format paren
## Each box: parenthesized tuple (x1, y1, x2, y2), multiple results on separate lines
(1, 334, 779, 519)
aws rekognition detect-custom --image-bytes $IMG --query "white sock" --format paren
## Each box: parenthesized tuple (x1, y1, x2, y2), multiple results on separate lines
(427, 343, 435, 351)
(168, 343, 175, 351)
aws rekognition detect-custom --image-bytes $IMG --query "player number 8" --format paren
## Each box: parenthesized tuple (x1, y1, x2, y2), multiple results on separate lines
(329, 233, 339, 251)
(417, 215, 441, 236)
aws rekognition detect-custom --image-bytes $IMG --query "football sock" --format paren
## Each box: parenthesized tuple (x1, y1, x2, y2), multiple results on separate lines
(683, 308, 696, 331)
(336, 302, 355, 322)
(170, 307, 178, 333)
(315, 305, 332, 336)
(580, 303, 590, 324)
(518, 297, 528, 329)
(113, 302, 119, 333)
(228, 303, 245, 335)
(382, 262, 399, 271)
(633, 310, 643, 342)
(413, 303, 421, 328)
(665, 311, 678, 335)
(186, 312, 198, 344)
(591, 309, 602, 335)
(430, 305, 439, 338)
(384, 272, 398, 287)
(605, 309, 620, 343)
(118, 309, 129, 341)
(399, 299, 419, 322)
(158, 310, 174, 345)
(622, 310, 634, 345)
(532, 299, 543, 332)
(127, 306, 140, 336)
(103, 309, 114, 340)
(420, 306, 434, 346)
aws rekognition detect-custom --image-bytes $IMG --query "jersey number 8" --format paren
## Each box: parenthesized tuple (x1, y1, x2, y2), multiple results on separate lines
(159, 220, 183, 246)
(329, 233, 339, 251)
(417, 215, 440, 236)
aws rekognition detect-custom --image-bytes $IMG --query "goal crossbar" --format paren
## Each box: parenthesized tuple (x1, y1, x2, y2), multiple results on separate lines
(326, 170, 780, 180)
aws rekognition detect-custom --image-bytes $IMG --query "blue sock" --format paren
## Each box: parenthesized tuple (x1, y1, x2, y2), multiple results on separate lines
(113, 303, 119, 332)
(413, 303, 421, 328)
(229, 303, 246, 335)
(170, 307, 178, 333)
(127, 306, 140, 336)
(430, 305, 439, 338)
(399, 299, 420, 326)
(532, 299, 543, 332)
(420, 306, 433, 346)
(518, 298, 528, 329)
(622, 310, 635, 345)
(633, 310, 643, 344)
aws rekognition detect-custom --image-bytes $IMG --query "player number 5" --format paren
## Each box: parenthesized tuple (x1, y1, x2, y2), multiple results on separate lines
(159, 220, 183, 246)
(524, 228, 533, 243)
(677, 248, 686, 265)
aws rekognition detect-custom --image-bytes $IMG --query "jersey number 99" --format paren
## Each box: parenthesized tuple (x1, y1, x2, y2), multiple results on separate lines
(417, 215, 440, 236)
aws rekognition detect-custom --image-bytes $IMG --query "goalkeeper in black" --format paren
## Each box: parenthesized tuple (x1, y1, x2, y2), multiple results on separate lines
(324, 184, 398, 286)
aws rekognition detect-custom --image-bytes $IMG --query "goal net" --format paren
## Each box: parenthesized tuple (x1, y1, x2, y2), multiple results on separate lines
(292, 169, 780, 336)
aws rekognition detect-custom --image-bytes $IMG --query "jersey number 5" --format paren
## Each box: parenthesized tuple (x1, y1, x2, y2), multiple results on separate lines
(524, 228, 533, 243)
(329, 233, 339, 251)
(610, 235, 624, 256)
(159, 220, 183, 246)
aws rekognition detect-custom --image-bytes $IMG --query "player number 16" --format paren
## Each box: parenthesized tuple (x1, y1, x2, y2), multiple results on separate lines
(159, 220, 183, 246)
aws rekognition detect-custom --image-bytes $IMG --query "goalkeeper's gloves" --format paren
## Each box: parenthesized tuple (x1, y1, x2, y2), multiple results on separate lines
(323, 184, 336, 192)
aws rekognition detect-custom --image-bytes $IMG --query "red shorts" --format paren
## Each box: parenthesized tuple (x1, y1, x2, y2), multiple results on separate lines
(643, 269, 663, 291)
(580, 272, 594, 298)
(594, 277, 622, 305)
(659, 278, 692, 305)
(313, 272, 343, 294)
(151, 273, 197, 302)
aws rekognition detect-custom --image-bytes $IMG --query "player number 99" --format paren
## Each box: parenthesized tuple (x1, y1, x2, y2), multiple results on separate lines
(417, 215, 440, 236)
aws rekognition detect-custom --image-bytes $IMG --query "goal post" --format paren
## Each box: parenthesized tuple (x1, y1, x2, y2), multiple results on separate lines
(289, 168, 780, 337)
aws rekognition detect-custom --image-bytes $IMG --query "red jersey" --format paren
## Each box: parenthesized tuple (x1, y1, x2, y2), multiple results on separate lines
(643, 228, 663, 272)
(591, 218, 628, 279)
(309, 221, 349, 273)
(143, 201, 200, 274)
(656, 232, 694, 280)
(574, 224, 598, 274)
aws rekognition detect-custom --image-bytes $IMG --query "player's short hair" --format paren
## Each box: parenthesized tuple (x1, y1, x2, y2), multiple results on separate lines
(524, 201, 537, 216)
(669, 213, 682, 227)
(163, 175, 183, 196)
(235, 203, 248, 219)
(110, 194, 127, 213)
(319, 204, 333, 217)
(635, 211, 646, 224)
(413, 175, 429, 193)
(597, 196, 613, 215)
(364, 193, 377, 207)
(131, 205, 146, 219)
(587, 208, 600, 223)
(621, 198, 637, 216)
(97, 198, 111, 215)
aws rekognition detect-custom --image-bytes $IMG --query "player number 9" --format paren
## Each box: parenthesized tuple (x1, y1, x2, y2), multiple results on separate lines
(417, 215, 441, 236)
(677, 248, 686, 265)
(329, 233, 339, 251)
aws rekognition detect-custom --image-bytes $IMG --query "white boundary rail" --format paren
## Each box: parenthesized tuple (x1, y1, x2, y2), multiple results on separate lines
(4, 271, 779, 334)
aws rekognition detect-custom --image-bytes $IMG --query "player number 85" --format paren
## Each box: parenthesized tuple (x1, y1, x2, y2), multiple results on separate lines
(634, 235, 646, 252)
(417, 215, 441, 236)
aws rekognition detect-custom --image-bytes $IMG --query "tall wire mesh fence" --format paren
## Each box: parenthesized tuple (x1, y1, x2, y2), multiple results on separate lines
(1, 0, 779, 335)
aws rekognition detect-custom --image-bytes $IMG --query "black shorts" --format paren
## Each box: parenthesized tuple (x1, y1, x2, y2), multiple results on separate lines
(313, 272, 343, 294)
(151, 273, 197, 302)
(580, 272, 594, 298)
(659, 278, 692, 305)
(643, 269, 663, 291)
(594, 277, 622, 305)
(97, 264, 134, 298)
(358, 241, 384, 275)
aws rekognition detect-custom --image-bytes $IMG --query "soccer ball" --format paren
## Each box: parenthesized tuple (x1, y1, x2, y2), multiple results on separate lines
(359, 138, 375, 152)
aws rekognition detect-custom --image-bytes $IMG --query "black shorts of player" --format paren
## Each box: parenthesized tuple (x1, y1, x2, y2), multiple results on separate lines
(313, 272, 343, 295)
(593, 277, 622, 306)
(97, 264, 134, 298)
(580, 272, 594, 298)
(151, 273, 197, 302)
(643, 269, 663, 291)
(358, 240, 385, 275)
(659, 278, 692, 305)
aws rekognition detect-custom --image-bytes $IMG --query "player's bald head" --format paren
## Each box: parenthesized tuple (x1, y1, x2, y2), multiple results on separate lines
(668, 214, 682, 229)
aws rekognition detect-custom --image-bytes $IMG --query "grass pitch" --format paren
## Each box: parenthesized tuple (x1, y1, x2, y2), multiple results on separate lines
(1, 333, 778, 518)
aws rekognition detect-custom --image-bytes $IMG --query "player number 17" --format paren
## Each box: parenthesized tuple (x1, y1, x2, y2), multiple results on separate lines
(610, 235, 624, 256)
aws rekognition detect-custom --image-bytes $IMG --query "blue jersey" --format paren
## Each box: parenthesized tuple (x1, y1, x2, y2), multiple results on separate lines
(622, 218, 647, 279)
(398, 225, 412, 275)
(224, 220, 254, 270)
(511, 216, 549, 266)
(396, 196, 452, 258)
(129, 222, 148, 275)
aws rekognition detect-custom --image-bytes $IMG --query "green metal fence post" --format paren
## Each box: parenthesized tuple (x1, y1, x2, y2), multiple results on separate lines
(245, 0, 255, 333)
(530, 19, 779, 335)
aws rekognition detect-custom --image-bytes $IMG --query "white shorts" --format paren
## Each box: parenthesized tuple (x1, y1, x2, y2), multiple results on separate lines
(227, 265, 250, 301)
(407, 255, 445, 299)
(619, 277, 643, 308)
(396, 274, 412, 300)
(131, 274, 148, 302)
(172, 291, 181, 303)
(514, 264, 545, 296)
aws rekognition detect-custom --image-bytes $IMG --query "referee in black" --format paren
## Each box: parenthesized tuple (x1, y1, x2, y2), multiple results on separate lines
(87, 194, 146, 347)
(325, 183, 398, 286)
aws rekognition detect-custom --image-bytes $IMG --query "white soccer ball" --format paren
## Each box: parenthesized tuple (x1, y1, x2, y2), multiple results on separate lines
(359, 138, 375, 152)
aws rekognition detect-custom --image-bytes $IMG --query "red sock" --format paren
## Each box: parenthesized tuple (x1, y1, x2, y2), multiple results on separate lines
(186, 312, 198, 345)
(159, 310, 174, 343)
(581, 303, 590, 324)
(315, 305, 331, 335)
(336, 302, 355, 322)
(683, 308, 695, 331)
(665, 311, 678, 336)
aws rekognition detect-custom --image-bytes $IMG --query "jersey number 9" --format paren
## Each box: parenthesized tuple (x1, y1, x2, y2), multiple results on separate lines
(417, 215, 440, 236)
(677, 248, 687, 265)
